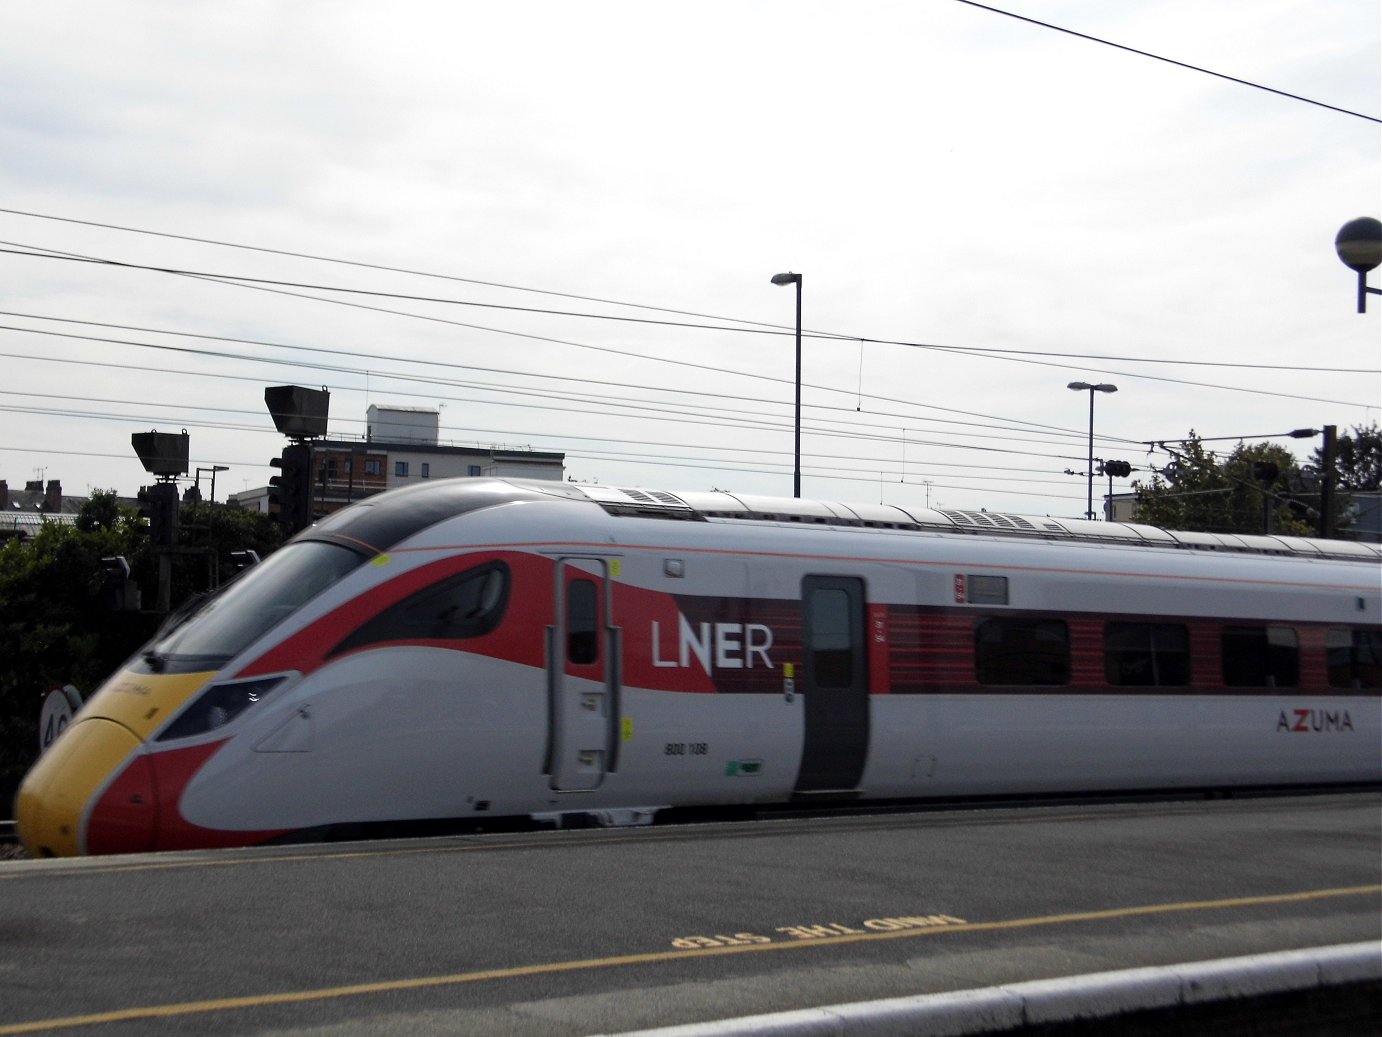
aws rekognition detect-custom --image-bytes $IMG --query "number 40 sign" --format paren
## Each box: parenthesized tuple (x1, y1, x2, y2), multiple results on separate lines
(39, 684, 83, 753)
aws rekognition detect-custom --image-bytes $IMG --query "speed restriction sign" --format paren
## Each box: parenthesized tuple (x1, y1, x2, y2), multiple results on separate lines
(39, 684, 83, 753)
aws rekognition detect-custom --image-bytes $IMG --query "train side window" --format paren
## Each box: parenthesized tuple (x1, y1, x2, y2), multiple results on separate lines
(975, 618, 1069, 686)
(1104, 622, 1190, 686)
(1326, 628, 1382, 688)
(1221, 626, 1299, 687)
(567, 578, 599, 665)
(329, 561, 509, 656)
(966, 575, 1009, 606)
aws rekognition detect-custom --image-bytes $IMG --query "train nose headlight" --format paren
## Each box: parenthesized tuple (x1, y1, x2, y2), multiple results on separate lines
(157, 676, 288, 742)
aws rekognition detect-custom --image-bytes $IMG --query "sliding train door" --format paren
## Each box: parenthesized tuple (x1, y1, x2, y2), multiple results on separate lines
(547, 557, 620, 791)
(795, 575, 870, 792)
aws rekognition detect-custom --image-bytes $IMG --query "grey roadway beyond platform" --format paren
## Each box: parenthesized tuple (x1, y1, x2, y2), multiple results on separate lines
(0, 792, 1378, 1036)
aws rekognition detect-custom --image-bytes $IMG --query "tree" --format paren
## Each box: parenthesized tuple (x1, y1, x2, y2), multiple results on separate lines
(0, 500, 284, 804)
(0, 519, 157, 801)
(1293, 423, 1382, 538)
(1132, 433, 1313, 536)
(75, 487, 130, 533)
(1321, 423, 1382, 492)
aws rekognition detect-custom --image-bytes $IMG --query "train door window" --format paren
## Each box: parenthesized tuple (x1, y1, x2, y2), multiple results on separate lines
(1104, 622, 1190, 686)
(975, 618, 1069, 686)
(1221, 626, 1299, 687)
(808, 585, 855, 688)
(567, 578, 599, 665)
(1326, 628, 1382, 688)
(328, 561, 509, 656)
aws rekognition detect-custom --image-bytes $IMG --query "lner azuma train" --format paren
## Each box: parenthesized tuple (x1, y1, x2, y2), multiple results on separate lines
(16, 479, 1382, 856)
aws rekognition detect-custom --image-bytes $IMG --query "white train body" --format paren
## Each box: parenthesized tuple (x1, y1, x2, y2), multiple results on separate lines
(16, 479, 1382, 855)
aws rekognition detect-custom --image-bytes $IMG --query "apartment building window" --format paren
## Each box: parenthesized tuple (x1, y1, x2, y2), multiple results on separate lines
(421, 463, 431, 479)
(395, 461, 409, 478)
(364, 459, 381, 476)
(468, 465, 483, 477)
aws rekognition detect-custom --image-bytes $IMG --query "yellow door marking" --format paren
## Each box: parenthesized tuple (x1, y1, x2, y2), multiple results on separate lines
(0, 884, 1376, 1035)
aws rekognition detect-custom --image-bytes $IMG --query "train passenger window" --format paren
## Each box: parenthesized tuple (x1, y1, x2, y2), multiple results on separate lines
(1221, 626, 1299, 687)
(329, 561, 509, 656)
(1326, 629, 1382, 688)
(567, 579, 599, 665)
(1104, 622, 1190, 686)
(975, 618, 1069, 686)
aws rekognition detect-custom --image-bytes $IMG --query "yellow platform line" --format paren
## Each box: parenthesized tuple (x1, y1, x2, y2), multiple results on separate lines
(1, 883, 1377, 1035)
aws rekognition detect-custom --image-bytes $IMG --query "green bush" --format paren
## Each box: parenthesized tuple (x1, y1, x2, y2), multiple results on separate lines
(0, 491, 283, 805)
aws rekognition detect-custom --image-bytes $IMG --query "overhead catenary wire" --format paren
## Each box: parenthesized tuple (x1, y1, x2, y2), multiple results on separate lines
(951, 0, 1381, 123)
(0, 288, 1371, 440)
(0, 406, 1095, 506)
(0, 207, 1366, 508)
(2, 319, 1130, 473)
(0, 339, 1109, 459)
(0, 319, 1117, 447)
(0, 438, 1090, 506)
(0, 311, 1089, 440)
(3, 243, 1374, 418)
(0, 249, 1376, 375)
(0, 382, 1111, 476)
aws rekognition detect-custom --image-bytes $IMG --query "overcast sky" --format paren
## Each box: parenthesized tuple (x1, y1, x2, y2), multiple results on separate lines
(1, 0, 1378, 519)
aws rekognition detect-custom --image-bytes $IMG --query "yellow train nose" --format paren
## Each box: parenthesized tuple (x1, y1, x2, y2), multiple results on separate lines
(15, 718, 150, 857)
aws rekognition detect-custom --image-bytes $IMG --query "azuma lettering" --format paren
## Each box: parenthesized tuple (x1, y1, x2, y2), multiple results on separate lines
(1275, 708, 1355, 733)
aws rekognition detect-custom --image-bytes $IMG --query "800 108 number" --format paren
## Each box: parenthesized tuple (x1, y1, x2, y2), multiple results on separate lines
(664, 742, 708, 756)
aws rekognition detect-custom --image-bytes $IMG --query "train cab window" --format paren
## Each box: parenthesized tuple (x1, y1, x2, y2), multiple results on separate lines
(1104, 622, 1190, 686)
(329, 561, 509, 656)
(147, 541, 368, 670)
(1326, 628, 1382, 688)
(975, 618, 1069, 686)
(567, 579, 599, 665)
(1221, 626, 1299, 687)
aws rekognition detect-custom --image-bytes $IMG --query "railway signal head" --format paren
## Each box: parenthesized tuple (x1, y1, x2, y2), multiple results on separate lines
(136, 483, 179, 547)
(269, 444, 314, 534)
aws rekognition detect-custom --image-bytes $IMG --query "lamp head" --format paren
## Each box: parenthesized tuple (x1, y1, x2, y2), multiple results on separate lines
(1335, 217, 1382, 274)
(771, 272, 801, 286)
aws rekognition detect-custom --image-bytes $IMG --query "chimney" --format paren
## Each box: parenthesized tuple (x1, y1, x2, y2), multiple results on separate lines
(45, 479, 62, 514)
(0, 480, 8, 511)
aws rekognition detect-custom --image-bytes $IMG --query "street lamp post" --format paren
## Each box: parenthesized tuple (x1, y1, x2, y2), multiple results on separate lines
(1067, 381, 1117, 519)
(771, 271, 803, 497)
(1335, 217, 1382, 313)
(195, 464, 229, 503)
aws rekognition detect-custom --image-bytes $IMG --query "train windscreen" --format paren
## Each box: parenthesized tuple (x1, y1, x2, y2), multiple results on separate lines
(139, 542, 367, 672)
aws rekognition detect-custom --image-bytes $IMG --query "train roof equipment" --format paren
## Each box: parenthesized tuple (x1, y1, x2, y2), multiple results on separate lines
(572, 482, 1379, 562)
